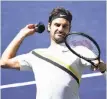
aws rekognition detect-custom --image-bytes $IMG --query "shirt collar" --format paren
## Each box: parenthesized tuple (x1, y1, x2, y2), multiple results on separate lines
(48, 43, 69, 52)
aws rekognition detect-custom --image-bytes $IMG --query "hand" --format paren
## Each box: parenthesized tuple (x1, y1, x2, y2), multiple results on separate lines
(18, 24, 38, 37)
(90, 60, 99, 71)
(91, 62, 106, 73)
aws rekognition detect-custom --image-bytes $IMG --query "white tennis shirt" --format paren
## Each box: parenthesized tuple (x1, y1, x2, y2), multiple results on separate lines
(15, 43, 94, 99)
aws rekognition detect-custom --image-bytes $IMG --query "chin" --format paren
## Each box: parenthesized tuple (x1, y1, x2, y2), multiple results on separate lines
(52, 35, 65, 44)
(55, 38, 65, 44)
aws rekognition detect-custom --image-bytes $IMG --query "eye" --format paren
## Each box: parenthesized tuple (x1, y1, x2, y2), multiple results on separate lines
(63, 24, 69, 29)
(55, 23, 60, 27)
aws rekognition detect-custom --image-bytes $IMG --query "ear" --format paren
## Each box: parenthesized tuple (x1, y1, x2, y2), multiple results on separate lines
(47, 23, 51, 32)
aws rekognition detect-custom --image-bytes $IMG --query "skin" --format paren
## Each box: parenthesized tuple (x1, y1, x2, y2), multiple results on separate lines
(0, 24, 38, 69)
(0, 18, 70, 69)
(0, 17, 106, 73)
(48, 18, 70, 44)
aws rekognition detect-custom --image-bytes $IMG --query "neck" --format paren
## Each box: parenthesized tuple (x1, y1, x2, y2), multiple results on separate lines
(49, 39, 65, 49)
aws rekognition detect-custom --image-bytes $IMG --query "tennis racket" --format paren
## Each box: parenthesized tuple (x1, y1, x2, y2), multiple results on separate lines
(64, 32, 101, 67)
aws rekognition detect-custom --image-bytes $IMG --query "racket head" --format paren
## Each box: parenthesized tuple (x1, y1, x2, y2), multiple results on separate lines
(64, 32, 101, 61)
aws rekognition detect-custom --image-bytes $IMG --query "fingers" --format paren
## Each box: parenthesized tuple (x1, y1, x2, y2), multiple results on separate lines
(26, 24, 39, 32)
(91, 60, 100, 71)
(26, 24, 36, 29)
(19, 24, 39, 37)
(91, 65, 98, 71)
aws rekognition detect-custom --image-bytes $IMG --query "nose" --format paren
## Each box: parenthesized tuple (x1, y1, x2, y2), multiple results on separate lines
(58, 26, 64, 32)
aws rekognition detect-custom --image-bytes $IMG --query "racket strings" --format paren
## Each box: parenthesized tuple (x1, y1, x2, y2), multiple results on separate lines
(66, 34, 99, 59)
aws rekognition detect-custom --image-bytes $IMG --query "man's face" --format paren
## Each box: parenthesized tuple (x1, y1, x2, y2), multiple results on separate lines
(48, 18, 71, 44)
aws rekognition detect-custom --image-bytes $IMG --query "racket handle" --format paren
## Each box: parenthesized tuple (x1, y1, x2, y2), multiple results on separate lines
(98, 62, 106, 73)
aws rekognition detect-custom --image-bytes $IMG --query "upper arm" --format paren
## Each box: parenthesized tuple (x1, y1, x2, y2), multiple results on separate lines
(0, 53, 33, 71)
(0, 58, 21, 70)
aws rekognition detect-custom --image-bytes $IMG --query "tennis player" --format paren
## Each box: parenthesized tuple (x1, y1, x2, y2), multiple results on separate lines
(0, 7, 106, 99)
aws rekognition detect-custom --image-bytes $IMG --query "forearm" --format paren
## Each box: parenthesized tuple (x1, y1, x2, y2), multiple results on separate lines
(1, 32, 26, 62)
(0, 24, 36, 68)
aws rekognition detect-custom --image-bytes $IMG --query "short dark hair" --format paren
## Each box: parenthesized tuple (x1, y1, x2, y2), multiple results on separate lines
(48, 7, 73, 24)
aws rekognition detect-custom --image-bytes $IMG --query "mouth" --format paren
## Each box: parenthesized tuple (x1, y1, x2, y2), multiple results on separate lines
(56, 32, 66, 38)
(53, 32, 66, 43)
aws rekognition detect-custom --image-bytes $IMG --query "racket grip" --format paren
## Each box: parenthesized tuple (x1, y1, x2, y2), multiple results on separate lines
(98, 62, 106, 73)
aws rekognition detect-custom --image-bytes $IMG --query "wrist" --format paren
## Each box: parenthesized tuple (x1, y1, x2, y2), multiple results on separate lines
(16, 32, 27, 40)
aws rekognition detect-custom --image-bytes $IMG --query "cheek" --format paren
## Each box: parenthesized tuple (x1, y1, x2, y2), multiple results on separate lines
(50, 27, 56, 35)
(65, 28, 70, 34)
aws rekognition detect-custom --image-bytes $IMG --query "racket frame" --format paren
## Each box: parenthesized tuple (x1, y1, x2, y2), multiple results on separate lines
(64, 32, 101, 66)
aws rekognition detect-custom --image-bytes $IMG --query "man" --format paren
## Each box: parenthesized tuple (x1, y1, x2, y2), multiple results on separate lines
(0, 7, 106, 99)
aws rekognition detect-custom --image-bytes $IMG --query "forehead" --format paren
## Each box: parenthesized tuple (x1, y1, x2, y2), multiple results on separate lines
(51, 18, 70, 25)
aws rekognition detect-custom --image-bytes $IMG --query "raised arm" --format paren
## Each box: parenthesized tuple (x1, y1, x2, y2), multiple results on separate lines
(0, 24, 37, 70)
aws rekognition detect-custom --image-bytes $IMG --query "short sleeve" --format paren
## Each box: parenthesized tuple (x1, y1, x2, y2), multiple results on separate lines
(14, 53, 33, 71)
